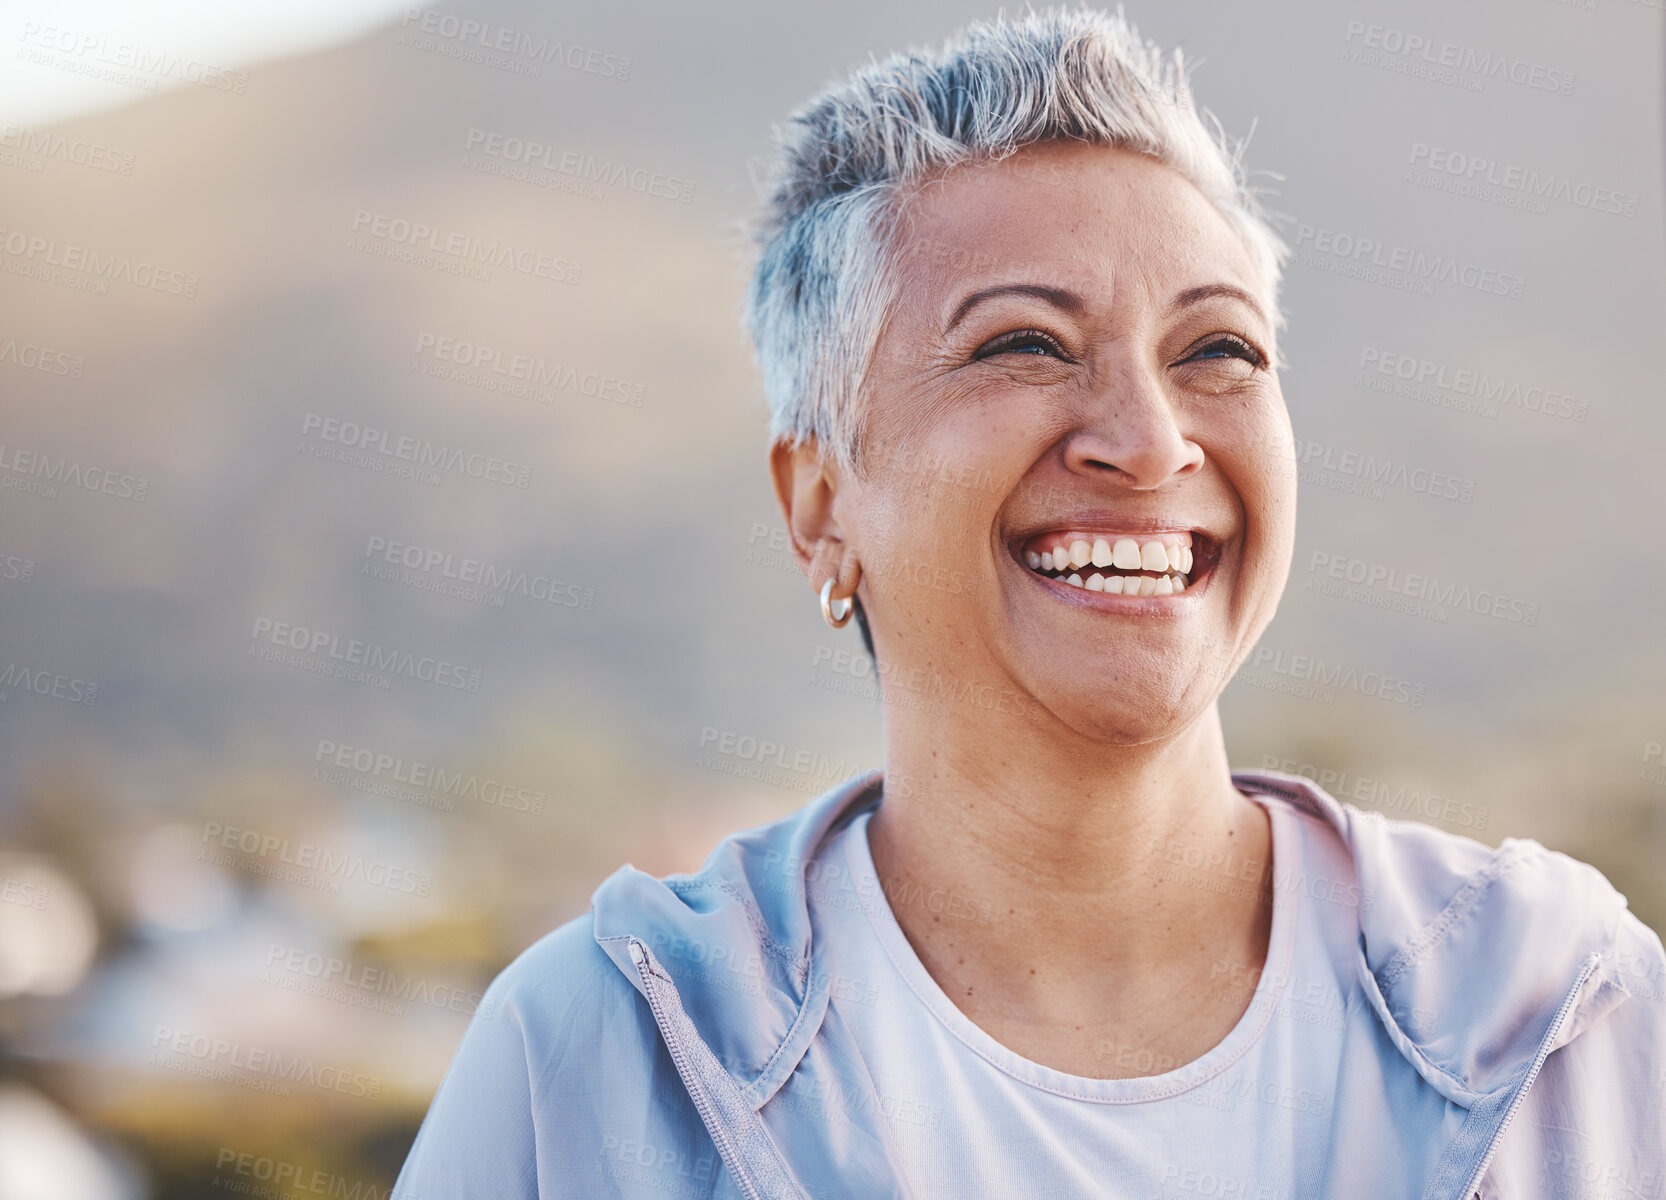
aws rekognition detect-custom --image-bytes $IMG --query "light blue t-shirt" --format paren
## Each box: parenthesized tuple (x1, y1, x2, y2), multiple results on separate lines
(802, 795, 1360, 1199)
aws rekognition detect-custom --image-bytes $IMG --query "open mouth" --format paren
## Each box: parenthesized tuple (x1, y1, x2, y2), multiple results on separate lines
(1016, 531, 1212, 598)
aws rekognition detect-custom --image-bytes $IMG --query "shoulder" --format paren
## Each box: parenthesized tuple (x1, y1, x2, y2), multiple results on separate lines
(1341, 804, 1666, 1061)
(1249, 768, 1625, 944)
(471, 910, 662, 1072)
(485, 911, 631, 1020)
(1243, 770, 1662, 1031)
(394, 912, 690, 1198)
(405, 908, 650, 1111)
(1288, 807, 1666, 1188)
(1485, 910, 1666, 1192)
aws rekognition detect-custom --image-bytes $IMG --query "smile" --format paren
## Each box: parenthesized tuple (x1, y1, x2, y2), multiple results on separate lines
(1019, 531, 1206, 598)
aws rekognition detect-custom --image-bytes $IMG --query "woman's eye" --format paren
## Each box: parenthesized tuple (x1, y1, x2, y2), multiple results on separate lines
(973, 329, 1069, 360)
(1183, 335, 1266, 368)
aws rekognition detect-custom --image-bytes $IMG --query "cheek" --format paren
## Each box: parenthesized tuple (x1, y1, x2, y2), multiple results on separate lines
(860, 471, 985, 570)
(1218, 395, 1295, 502)
(850, 461, 1022, 617)
(853, 500, 971, 622)
(868, 412, 1042, 524)
(1236, 458, 1299, 585)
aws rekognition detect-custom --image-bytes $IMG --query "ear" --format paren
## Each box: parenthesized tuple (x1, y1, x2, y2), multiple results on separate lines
(769, 438, 860, 597)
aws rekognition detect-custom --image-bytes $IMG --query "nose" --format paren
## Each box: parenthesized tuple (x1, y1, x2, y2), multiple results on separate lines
(1060, 357, 1203, 488)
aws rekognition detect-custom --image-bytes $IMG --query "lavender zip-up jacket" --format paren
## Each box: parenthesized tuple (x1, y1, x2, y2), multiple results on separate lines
(393, 769, 1666, 1198)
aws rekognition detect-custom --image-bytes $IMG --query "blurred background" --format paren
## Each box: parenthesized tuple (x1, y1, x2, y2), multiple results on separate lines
(0, 0, 1662, 1194)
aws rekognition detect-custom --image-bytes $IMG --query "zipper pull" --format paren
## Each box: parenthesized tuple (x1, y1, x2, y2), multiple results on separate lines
(628, 939, 645, 965)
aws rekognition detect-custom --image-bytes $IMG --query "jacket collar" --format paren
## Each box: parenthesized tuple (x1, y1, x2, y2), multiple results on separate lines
(592, 767, 1631, 1108)
(593, 771, 884, 1105)
(1232, 769, 1631, 1102)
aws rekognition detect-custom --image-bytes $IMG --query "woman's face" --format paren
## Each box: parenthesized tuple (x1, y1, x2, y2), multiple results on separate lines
(842, 140, 1297, 745)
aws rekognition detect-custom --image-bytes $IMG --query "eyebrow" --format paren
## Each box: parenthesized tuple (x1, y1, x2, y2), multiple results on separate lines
(1169, 283, 1268, 325)
(944, 283, 1083, 335)
(944, 280, 1267, 335)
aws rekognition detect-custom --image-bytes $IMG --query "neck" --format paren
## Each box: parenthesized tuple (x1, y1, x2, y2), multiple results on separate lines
(867, 691, 1273, 1073)
(875, 696, 1259, 928)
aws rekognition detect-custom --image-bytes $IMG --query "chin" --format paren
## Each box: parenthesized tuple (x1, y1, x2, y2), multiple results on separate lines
(1027, 672, 1211, 746)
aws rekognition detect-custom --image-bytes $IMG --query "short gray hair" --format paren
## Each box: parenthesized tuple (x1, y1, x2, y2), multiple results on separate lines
(744, 6, 1288, 473)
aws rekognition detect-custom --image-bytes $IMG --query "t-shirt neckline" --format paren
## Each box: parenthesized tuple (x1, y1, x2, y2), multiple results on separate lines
(838, 791, 1297, 1104)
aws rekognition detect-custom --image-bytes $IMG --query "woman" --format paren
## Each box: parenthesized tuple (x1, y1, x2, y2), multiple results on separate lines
(395, 10, 1666, 1197)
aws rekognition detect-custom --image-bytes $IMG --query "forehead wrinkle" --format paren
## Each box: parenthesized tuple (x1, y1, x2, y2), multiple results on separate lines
(880, 154, 1273, 377)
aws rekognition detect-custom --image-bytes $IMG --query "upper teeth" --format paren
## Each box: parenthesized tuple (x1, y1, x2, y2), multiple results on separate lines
(1022, 532, 1196, 593)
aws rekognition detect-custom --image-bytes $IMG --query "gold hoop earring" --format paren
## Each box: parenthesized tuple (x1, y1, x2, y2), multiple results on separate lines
(820, 578, 853, 629)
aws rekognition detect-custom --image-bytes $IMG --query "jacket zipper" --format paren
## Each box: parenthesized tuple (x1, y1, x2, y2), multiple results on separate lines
(629, 937, 766, 1200)
(1455, 954, 1598, 1199)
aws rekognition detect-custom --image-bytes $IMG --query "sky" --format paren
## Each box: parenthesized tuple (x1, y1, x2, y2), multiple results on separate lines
(0, 0, 415, 125)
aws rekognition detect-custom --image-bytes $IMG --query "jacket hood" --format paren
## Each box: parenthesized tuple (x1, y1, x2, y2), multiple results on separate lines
(591, 767, 1639, 1113)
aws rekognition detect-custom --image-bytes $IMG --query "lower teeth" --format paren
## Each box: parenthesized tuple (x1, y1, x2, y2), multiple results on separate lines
(1042, 569, 1186, 595)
